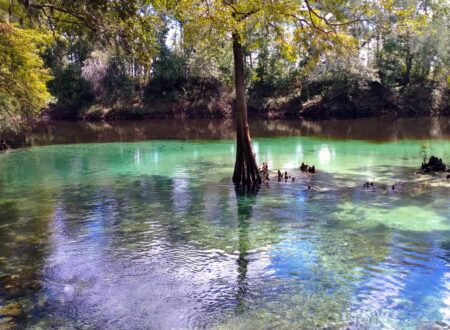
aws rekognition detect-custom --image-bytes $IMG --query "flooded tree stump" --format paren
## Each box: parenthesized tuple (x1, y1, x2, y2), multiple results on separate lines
(419, 156, 448, 173)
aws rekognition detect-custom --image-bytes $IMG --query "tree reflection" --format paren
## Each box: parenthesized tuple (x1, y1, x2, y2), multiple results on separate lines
(17, 117, 450, 147)
(234, 185, 259, 314)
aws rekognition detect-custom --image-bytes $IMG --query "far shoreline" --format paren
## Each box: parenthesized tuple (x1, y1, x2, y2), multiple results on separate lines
(2, 116, 450, 153)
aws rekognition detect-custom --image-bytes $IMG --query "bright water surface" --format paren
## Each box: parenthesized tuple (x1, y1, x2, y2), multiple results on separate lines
(0, 118, 450, 329)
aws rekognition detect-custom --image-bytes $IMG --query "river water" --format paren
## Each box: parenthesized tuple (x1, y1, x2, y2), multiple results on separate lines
(0, 118, 449, 329)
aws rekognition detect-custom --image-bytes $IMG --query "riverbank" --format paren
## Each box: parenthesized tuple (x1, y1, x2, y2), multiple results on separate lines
(44, 82, 450, 121)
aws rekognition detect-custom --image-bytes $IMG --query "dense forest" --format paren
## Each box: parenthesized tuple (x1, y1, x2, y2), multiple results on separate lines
(1, 0, 450, 133)
(1, 2, 450, 327)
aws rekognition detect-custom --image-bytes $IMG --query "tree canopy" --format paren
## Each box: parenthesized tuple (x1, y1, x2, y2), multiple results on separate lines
(0, 22, 51, 130)
(0, 0, 449, 130)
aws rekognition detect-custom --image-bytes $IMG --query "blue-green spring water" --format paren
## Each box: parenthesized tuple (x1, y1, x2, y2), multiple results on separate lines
(0, 119, 449, 329)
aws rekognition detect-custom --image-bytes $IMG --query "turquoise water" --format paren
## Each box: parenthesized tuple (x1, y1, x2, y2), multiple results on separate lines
(0, 119, 449, 329)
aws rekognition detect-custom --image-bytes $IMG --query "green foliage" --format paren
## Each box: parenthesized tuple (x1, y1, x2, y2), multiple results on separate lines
(0, 23, 52, 129)
(168, 0, 361, 64)
(12, 0, 161, 64)
(1, 0, 450, 126)
(151, 21, 187, 90)
(102, 57, 135, 105)
(377, 37, 405, 86)
(76, 50, 134, 107)
(374, 0, 450, 87)
(44, 37, 94, 116)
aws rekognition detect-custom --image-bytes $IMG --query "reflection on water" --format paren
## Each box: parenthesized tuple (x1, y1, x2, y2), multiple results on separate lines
(16, 116, 450, 146)
(0, 119, 449, 329)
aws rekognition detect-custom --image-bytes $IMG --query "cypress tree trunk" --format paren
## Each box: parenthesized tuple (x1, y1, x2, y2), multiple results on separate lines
(231, 32, 262, 186)
(9, 0, 13, 23)
(404, 51, 413, 86)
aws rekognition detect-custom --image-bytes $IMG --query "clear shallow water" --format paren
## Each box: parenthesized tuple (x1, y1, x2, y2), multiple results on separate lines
(0, 119, 450, 329)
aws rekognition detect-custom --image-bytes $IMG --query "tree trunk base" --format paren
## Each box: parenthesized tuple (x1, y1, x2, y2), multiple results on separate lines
(232, 132, 263, 187)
